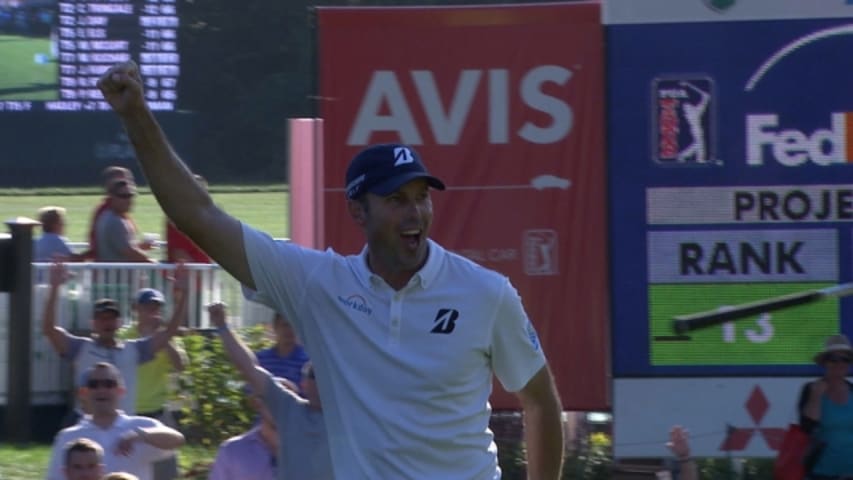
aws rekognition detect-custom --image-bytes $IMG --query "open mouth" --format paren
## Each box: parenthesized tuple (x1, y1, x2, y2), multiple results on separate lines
(400, 229, 422, 251)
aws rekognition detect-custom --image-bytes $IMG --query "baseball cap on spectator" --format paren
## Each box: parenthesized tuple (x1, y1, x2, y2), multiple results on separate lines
(135, 288, 165, 305)
(93, 298, 121, 316)
(344, 144, 445, 200)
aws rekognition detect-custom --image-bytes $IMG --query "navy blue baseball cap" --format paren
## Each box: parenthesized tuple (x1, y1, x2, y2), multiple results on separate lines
(135, 288, 165, 305)
(345, 144, 445, 199)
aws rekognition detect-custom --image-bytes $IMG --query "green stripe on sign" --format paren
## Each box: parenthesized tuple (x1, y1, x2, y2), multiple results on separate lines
(650, 283, 836, 365)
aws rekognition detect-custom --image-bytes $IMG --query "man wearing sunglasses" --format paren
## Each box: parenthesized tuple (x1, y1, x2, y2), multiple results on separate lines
(94, 178, 156, 263)
(46, 362, 185, 480)
(41, 262, 188, 417)
(798, 334, 853, 479)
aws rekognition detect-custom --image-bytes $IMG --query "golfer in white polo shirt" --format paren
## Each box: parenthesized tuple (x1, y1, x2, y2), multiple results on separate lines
(98, 60, 564, 480)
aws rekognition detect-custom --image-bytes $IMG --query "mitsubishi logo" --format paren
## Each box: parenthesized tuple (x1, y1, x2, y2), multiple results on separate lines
(719, 385, 787, 452)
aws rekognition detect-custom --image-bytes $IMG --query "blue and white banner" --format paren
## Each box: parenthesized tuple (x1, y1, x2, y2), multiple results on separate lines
(608, 1, 853, 378)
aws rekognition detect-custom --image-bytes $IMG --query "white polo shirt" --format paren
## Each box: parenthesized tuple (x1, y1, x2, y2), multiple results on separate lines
(242, 224, 546, 480)
(46, 414, 174, 480)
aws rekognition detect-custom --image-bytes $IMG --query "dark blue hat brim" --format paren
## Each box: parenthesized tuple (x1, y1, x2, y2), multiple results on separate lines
(368, 172, 446, 197)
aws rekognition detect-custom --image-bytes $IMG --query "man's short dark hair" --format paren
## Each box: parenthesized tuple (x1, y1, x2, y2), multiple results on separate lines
(83, 362, 124, 387)
(63, 437, 103, 466)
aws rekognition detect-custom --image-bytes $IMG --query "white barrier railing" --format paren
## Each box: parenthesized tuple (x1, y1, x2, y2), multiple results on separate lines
(0, 262, 276, 405)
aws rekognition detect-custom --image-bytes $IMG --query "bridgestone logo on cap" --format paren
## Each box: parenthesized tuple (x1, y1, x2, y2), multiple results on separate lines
(393, 147, 415, 166)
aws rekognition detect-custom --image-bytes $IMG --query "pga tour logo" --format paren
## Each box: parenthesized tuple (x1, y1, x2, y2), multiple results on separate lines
(652, 77, 718, 165)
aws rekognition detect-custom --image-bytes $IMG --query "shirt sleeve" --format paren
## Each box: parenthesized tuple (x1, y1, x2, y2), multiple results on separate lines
(241, 224, 329, 331)
(241, 284, 277, 310)
(490, 279, 547, 393)
(46, 430, 68, 480)
(261, 371, 301, 422)
(62, 335, 88, 361)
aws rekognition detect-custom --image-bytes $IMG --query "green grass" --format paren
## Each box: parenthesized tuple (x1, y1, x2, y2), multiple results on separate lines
(0, 34, 57, 100)
(0, 443, 217, 480)
(0, 186, 291, 243)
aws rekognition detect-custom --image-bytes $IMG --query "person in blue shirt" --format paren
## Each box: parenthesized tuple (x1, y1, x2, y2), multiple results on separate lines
(35, 206, 84, 262)
(799, 334, 853, 478)
(255, 312, 309, 389)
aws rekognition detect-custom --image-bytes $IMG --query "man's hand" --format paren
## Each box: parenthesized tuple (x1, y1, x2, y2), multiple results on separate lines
(97, 61, 147, 116)
(169, 262, 189, 294)
(208, 302, 228, 329)
(48, 262, 70, 288)
(115, 427, 146, 456)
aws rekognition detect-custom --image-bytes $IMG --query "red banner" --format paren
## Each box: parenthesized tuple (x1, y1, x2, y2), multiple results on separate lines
(318, 2, 607, 410)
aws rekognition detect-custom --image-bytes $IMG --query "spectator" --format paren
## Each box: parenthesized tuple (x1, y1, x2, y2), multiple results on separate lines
(46, 362, 185, 480)
(94, 179, 155, 263)
(255, 312, 309, 388)
(798, 334, 853, 477)
(41, 262, 188, 416)
(95, 179, 156, 263)
(165, 174, 211, 263)
(209, 302, 331, 480)
(35, 206, 84, 262)
(62, 438, 105, 480)
(666, 425, 698, 480)
(121, 287, 188, 421)
(208, 378, 291, 480)
(83, 166, 135, 261)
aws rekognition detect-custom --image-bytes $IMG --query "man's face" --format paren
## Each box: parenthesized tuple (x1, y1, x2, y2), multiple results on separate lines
(83, 369, 122, 414)
(92, 311, 120, 341)
(273, 315, 296, 346)
(135, 301, 164, 327)
(109, 184, 136, 214)
(358, 179, 433, 272)
(64, 450, 104, 480)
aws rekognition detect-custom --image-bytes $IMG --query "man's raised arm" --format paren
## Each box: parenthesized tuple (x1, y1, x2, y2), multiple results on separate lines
(97, 61, 254, 288)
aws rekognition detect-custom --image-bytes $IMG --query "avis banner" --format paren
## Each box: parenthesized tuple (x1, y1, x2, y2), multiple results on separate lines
(318, 3, 607, 410)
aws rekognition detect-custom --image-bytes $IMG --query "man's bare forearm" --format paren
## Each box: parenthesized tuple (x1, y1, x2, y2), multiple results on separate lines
(117, 106, 254, 286)
(523, 398, 564, 480)
(120, 108, 213, 234)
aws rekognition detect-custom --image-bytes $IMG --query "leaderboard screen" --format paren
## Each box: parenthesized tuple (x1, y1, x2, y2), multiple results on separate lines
(0, 0, 178, 112)
(608, 17, 853, 377)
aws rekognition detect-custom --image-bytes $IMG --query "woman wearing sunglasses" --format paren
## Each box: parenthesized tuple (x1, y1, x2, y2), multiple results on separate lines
(798, 334, 853, 479)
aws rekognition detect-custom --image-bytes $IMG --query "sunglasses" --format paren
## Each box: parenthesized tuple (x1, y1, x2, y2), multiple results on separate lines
(113, 192, 135, 199)
(825, 354, 852, 363)
(86, 378, 118, 389)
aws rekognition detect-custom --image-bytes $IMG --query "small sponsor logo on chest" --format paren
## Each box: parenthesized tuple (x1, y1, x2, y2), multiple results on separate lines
(337, 294, 373, 315)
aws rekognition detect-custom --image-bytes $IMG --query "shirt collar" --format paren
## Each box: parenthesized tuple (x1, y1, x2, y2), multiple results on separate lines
(352, 239, 445, 290)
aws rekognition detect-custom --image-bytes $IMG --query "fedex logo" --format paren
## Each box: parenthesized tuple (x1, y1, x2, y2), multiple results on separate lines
(347, 66, 573, 146)
(746, 113, 852, 166)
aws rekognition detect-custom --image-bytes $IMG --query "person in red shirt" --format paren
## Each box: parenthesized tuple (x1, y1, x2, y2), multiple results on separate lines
(82, 166, 137, 261)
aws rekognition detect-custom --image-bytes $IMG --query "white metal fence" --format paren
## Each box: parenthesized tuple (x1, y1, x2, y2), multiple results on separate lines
(0, 262, 276, 405)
